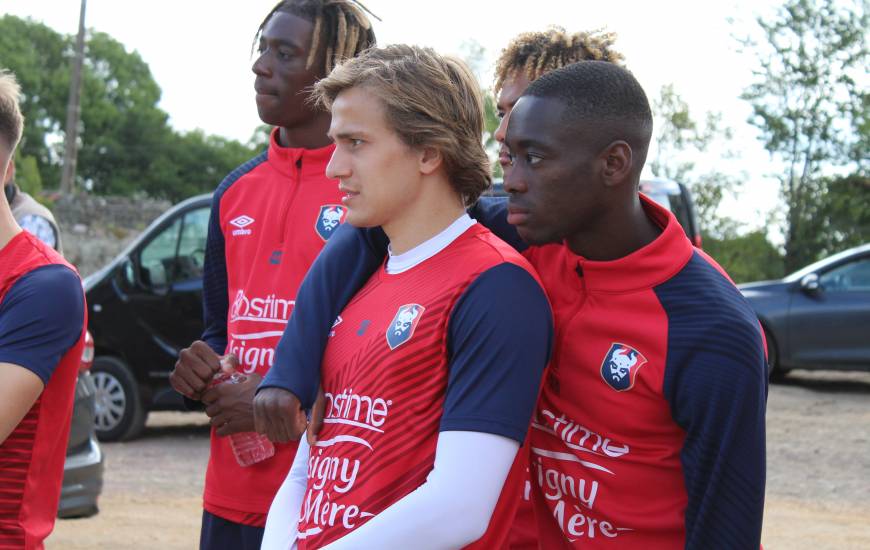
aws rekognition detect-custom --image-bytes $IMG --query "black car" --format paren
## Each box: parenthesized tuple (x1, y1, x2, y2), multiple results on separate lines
(59, 330, 104, 517)
(84, 194, 212, 441)
(739, 243, 870, 377)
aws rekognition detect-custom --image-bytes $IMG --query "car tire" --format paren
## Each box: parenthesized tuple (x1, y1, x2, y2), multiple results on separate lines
(763, 327, 788, 381)
(91, 356, 147, 441)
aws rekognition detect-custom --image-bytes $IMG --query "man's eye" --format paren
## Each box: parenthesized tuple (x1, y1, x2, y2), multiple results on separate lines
(527, 154, 543, 165)
(278, 48, 293, 60)
(350, 138, 364, 147)
(497, 110, 505, 120)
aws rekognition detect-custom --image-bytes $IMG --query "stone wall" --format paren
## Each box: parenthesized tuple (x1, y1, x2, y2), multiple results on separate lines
(53, 194, 172, 277)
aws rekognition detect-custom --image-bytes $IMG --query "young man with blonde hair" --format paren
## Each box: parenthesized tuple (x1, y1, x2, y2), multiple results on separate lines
(259, 45, 552, 549)
(0, 70, 87, 549)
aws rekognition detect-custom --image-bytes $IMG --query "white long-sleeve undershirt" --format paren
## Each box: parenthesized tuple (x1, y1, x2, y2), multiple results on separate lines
(261, 430, 519, 550)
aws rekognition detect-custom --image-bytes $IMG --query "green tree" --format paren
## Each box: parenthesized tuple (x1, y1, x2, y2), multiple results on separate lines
(704, 231, 785, 283)
(459, 39, 503, 179)
(0, 15, 262, 201)
(650, 83, 742, 238)
(812, 173, 870, 254)
(740, 0, 868, 271)
(13, 155, 44, 197)
(0, 15, 70, 186)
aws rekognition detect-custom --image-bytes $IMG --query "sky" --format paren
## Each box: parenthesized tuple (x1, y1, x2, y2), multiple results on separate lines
(5, 0, 785, 231)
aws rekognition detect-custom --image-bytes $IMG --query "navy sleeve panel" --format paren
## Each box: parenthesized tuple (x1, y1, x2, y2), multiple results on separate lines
(468, 197, 527, 253)
(441, 263, 552, 443)
(200, 153, 267, 356)
(0, 265, 84, 385)
(261, 223, 389, 409)
(656, 252, 768, 550)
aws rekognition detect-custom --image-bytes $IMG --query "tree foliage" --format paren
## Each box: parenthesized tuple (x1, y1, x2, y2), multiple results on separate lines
(650, 83, 743, 238)
(0, 15, 260, 202)
(740, 0, 868, 271)
(704, 231, 785, 283)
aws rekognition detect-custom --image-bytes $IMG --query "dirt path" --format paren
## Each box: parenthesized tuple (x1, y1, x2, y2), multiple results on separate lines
(47, 370, 870, 549)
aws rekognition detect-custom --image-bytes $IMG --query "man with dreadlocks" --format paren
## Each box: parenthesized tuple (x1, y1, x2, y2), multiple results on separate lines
(168, 2, 375, 548)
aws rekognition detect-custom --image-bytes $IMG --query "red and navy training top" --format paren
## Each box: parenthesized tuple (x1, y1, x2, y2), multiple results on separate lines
(200, 128, 348, 526)
(0, 231, 86, 549)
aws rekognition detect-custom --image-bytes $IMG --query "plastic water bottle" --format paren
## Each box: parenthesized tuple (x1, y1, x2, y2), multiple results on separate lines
(211, 371, 276, 467)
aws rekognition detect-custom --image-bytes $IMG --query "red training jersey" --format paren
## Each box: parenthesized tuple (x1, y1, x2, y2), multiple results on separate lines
(0, 232, 86, 549)
(297, 224, 550, 548)
(201, 129, 348, 525)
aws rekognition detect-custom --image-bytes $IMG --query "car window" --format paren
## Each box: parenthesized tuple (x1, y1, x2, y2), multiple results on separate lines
(819, 257, 870, 292)
(175, 208, 210, 281)
(139, 218, 182, 288)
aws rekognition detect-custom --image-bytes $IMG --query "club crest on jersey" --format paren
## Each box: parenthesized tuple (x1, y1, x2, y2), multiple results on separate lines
(386, 304, 425, 350)
(600, 343, 648, 392)
(315, 204, 347, 241)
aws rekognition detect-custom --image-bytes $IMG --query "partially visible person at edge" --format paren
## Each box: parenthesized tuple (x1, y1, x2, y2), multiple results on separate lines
(261, 44, 552, 549)
(0, 70, 87, 550)
(3, 160, 63, 253)
(256, 60, 769, 548)
(254, 26, 625, 549)
(167, 2, 376, 549)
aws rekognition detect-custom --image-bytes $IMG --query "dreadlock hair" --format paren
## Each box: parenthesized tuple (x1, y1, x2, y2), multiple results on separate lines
(493, 27, 624, 94)
(254, 0, 377, 75)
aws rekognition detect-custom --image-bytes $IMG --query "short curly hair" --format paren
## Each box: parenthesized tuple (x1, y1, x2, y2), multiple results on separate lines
(313, 45, 491, 205)
(493, 27, 624, 94)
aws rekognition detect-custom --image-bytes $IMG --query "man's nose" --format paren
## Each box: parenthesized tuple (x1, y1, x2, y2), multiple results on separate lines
(503, 164, 527, 194)
(251, 51, 270, 77)
(325, 149, 349, 180)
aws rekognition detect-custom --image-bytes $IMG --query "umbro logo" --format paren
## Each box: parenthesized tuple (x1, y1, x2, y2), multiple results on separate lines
(230, 215, 254, 236)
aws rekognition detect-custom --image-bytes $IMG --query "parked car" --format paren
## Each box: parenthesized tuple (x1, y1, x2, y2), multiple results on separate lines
(59, 330, 104, 518)
(739, 243, 870, 377)
(485, 178, 702, 247)
(84, 194, 212, 441)
(639, 178, 702, 248)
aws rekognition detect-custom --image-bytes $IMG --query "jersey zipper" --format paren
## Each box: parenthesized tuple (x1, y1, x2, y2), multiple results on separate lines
(277, 156, 303, 246)
(550, 260, 589, 378)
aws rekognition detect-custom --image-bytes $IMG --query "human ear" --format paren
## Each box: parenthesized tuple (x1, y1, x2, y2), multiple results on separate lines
(418, 146, 443, 176)
(600, 141, 632, 187)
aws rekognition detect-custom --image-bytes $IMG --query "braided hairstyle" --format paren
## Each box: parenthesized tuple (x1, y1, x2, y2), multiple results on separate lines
(254, 0, 378, 75)
(493, 27, 624, 94)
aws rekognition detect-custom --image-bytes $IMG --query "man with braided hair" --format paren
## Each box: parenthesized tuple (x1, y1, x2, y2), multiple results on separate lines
(167, 2, 375, 548)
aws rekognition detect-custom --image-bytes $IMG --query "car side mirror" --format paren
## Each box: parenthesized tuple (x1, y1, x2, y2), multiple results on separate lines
(121, 258, 136, 286)
(800, 273, 821, 293)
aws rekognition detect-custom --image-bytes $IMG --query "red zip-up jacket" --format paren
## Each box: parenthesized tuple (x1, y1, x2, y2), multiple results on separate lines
(200, 129, 347, 526)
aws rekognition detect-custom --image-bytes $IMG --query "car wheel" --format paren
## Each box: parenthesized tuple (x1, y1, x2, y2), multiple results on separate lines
(763, 327, 788, 381)
(91, 356, 147, 441)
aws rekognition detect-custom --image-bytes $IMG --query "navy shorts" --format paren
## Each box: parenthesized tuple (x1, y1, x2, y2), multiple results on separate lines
(200, 510, 265, 550)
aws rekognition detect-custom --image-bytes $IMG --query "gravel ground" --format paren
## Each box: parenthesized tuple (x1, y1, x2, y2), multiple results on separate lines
(46, 370, 870, 549)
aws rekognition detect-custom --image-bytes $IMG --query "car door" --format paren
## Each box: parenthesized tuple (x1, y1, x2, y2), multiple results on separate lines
(126, 205, 210, 376)
(788, 253, 870, 369)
